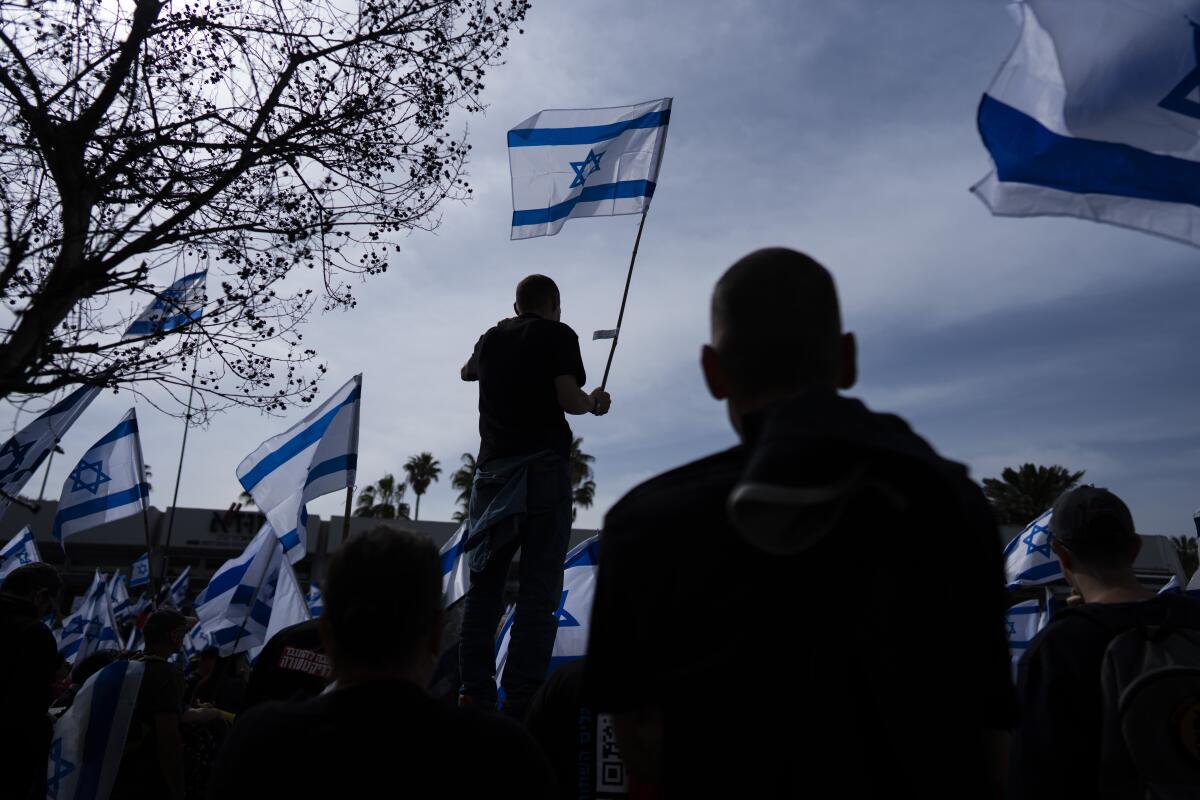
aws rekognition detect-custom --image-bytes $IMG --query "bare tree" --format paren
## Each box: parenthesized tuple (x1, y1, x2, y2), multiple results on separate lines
(0, 0, 529, 413)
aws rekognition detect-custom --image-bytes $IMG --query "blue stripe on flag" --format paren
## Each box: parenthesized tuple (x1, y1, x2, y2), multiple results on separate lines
(507, 109, 670, 148)
(202, 560, 254, 602)
(52, 483, 150, 541)
(278, 528, 303, 553)
(126, 309, 202, 337)
(305, 454, 357, 488)
(511, 180, 655, 227)
(76, 660, 129, 799)
(441, 536, 465, 575)
(1007, 606, 1041, 615)
(238, 385, 361, 491)
(1011, 560, 1063, 584)
(979, 95, 1200, 208)
(92, 417, 139, 449)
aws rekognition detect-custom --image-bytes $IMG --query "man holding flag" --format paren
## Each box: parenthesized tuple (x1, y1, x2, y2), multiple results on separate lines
(458, 274, 610, 718)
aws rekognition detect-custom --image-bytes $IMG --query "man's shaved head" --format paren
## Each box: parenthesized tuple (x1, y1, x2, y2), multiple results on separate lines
(711, 248, 844, 396)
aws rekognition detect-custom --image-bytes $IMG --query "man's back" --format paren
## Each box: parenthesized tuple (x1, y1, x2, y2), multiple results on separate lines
(209, 678, 553, 798)
(584, 389, 1014, 796)
(0, 592, 58, 799)
(468, 314, 584, 464)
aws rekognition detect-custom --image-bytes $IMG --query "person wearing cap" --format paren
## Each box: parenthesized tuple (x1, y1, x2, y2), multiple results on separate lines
(582, 249, 1014, 798)
(1008, 486, 1200, 800)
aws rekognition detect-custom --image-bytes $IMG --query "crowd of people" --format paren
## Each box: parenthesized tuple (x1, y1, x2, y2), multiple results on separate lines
(4, 248, 1199, 799)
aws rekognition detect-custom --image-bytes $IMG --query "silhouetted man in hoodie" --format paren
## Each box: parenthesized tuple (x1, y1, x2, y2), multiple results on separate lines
(582, 248, 1015, 798)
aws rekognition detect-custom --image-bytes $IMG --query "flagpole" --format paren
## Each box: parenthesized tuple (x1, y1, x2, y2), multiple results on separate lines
(140, 504, 157, 609)
(342, 483, 353, 541)
(158, 355, 200, 592)
(599, 208, 650, 392)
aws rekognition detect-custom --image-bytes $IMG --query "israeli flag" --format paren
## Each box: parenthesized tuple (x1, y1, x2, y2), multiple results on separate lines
(440, 522, 471, 608)
(53, 409, 149, 543)
(108, 573, 132, 623)
(1002, 509, 1063, 588)
(495, 536, 599, 681)
(508, 98, 672, 239)
(46, 659, 145, 800)
(307, 583, 324, 617)
(163, 566, 190, 609)
(237, 375, 360, 562)
(58, 572, 120, 664)
(123, 270, 206, 339)
(182, 620, 209, 658)
(1006, 599, 1048, 681)
(1160, 574, 1182, 594)
(194, 524, 286, 656)
(0, 384, 99, 523)
(125, 624, 143, 652)
(129, 552, 150, 588)
(974, 1, 1200, 248)
(251, 556, 311, 660)
(0, 525, 41, 579)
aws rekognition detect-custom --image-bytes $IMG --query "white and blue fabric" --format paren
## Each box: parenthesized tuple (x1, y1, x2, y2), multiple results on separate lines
(194, 523, 287, 656)
(1003, 509, 1063, 588)
(125, 624, 143, 652)
(0, 384, 99, 523)
(129, 552, 150, 588)
(307, 583, 323, 617)
(58, 572, 120, 664)
(1005, 599, 1048, 681)
(181, 620, 209, 658)
(508, 98, 672, 239)
(495, 536, 599, 681)
(163, 566, 190, 609)
(123, 270, 206, 338)
(53, 409, 149, 543)
(251, 556, 311, 660)
(974, 0, 1200, 248)
(108, 573, 132, 624)
(440, 522, 470, 608)
(0, 525, 41, 579)
(46, 659, 145, 800)
(237, 375, 360, 562)
(1160, 575, 1182, 594)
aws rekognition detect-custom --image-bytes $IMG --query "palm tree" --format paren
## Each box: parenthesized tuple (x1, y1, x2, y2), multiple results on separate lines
(570, 437, 596, 522)
(981, 463, 1086, 526)
(450, 452, 477, 523)
(1172, 536, 1198, 580)
(354, 473, 410, 519)
(237, 490, 255, 509)
(404, 452, 442, 521)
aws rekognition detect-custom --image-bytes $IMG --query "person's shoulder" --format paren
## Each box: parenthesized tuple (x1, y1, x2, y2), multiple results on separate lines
(530, 316, 578, 341)
(604, 445, 746, 533)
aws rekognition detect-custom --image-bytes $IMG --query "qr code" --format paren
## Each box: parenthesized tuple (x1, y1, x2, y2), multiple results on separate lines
(595, 713, 628, 795)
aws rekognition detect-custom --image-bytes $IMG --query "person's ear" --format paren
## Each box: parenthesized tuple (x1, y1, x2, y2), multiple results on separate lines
(836, 332, 857, 391)
(701, 345, 729, 401)
(1051, 539, 1072, 571)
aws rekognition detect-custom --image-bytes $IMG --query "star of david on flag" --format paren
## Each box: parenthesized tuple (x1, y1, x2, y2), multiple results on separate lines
(974, 0, 1200, 248)
(57, 571, 121, 664)
(0, 525, 41, 579)
(123, 270, 207, 339)
(129, 552, 150, 588)
(0, 384, 98, 524)
(495, 536, 600, 682)
(53, 409, 150, 543)
(1002, 509, 1063, 588)
(508, 98, 672, 239)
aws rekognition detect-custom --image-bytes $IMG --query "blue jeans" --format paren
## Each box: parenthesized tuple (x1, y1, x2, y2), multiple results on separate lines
(458, 454, 572, 715)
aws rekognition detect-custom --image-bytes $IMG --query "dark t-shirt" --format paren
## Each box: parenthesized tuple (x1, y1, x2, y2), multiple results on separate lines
(209, 678, 555, 799)
(241, 620, 330, 711)
(582, 389, 1015, 798)
(1009, 593, 1200, 800)
(526, 660, 630, 800)
(464, 314, 586, 465)
(112, 656, 185, 799)
(0, 593, 59, 799)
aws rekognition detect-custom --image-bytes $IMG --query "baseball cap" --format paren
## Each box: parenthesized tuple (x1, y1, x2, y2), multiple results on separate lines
(1050, 485, 1135, 552)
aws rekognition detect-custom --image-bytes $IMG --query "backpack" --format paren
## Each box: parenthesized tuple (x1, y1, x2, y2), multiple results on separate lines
(1095, 619, 1200, 799)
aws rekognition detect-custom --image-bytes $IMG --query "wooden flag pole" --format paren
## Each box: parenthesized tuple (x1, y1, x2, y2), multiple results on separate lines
(599, 208, 650, 392)
(158, 355, 200, 592)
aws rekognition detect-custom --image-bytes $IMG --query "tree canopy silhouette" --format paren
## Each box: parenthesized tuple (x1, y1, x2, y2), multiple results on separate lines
(981, 463, 1086, 526)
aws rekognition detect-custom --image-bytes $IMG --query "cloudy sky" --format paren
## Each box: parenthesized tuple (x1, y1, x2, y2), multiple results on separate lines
(8, 0, 1200, 536)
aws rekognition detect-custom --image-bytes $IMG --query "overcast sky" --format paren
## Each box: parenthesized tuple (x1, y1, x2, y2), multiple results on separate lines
(8, 0, 1200, 536)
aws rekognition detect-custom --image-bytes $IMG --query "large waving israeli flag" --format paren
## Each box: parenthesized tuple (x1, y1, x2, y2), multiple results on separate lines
(237, 375, 360, 562)
(58, 572, 121, 664)
(53, 409, 149, 543)
(508, 98, 672, 239)
(0, 384, 99, 523)
(0, 525, 41, 579)
(194, 523, 287, 655)
(440, 522, 471, 608)
(123, 270, 206, 339)
(251, 556, 311, 660)
(1003, 509, 1063, 588)
(47, 659, 144, 800)
(129, 552, 150, 588)
(974, 1, 1200, 247)
(495, 536, 599, 681)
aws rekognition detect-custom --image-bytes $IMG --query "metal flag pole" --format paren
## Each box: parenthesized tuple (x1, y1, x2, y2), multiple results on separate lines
(342, 483, 353, 541)
(158, 355, 200, 592)
(599, 208, 650, 392)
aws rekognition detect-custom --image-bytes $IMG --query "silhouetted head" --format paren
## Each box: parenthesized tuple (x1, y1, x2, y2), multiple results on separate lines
(514, 274, 561, 321)
(702, 248, 856, 434)
(1, 562, 60, 618)
(143, 608, 189, 654)
(320, 527, 442, 685)
(1050, 486, 1140, 582)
